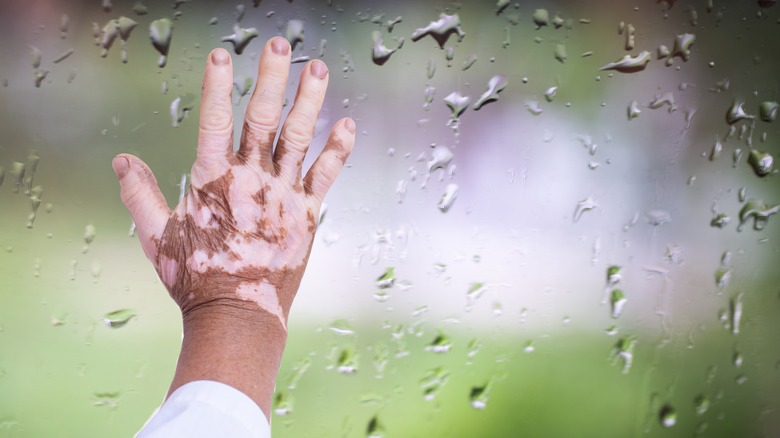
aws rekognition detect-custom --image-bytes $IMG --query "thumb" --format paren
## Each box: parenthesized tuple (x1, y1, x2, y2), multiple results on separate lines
(113, 154, 171, 262)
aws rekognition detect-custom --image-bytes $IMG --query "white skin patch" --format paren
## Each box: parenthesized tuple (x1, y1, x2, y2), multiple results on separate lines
(158, 255, 179, 290)
(235, 281, 286, 329)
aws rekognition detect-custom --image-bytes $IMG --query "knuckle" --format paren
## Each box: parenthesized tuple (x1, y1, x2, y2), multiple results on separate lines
(281, 120, 313, 151)
(244, 106, 279, 132)
(199, 104, 233, 132)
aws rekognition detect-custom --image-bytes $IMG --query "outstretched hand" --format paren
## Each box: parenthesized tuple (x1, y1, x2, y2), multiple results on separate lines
(113, 38, 355, 329)
(113, 37, 354, 419)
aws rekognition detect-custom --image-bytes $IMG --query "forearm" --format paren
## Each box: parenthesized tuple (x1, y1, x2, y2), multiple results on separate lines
(167, 302, 288, 421)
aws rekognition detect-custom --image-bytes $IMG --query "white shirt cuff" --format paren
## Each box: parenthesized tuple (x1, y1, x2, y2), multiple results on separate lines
(135, 380, 271, 438)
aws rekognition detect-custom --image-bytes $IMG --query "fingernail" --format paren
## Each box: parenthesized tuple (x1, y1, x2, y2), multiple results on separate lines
(211, 49, 229, 65)
(311, 60, 328, 79)
(112, 155, 129, 179)
(345, 118, 355, 134)
(271, 37, 289, 55)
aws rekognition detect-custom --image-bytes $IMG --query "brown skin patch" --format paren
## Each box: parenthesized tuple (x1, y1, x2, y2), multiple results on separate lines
(155, 158, 318, 322)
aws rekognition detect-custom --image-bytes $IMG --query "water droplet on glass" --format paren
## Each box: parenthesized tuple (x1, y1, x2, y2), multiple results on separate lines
(273, 390, 293, 415)
(132, 1, 148, 15)
(366, 415, 385, 438)
(473, 75, 507, 110)
(466, 282, 487, 307)
(470, 377, 496, 409)
(610, 336, 637, 374)
(170, 92, 196, 127)
(371, 31, 403, 66)
(573, 196, 598, 222)
(730, 293, 743, 335)
(329, 319, 354, 335)
(222, 24, 259, 55)
(375, 267, 396, 289)
(411, 14, 465, 48)
(710, 214, 730, 228)
(50, 310, 68, 326)
(336, 346, 358, 374)
(600, 51, 651, 72)
(627, 100, 641, 119)
(286, 20, 305, 51)
(425, 330, 453, 353)
(103, 309, 138, 328)
(670, 33, 695, 62)
(523, 340, 535, 353)
(553, 44, 567, 63)
(759, 101, 778, 121)
(544, 86, 558, 103)
(659, 404, 677, 427)
(738, 198, 778, 231)
(622, 23, 636, 50)
(532, 9, 549, 28)
(420, 367, 450, 400)
(82, 224, 96, 253)
(747, 149, 774, 177)
(610, 289, 627, 318)
(726, 100, 754, 124)
(715, 268, 730, 289)
(733, 350, 743, 367)
(149, 18, 173, 68)
(646, 210, 671, 226)
(438, 184, 459, 213)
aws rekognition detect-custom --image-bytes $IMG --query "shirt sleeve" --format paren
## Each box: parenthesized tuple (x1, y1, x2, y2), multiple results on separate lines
(135, 380, 271, 438)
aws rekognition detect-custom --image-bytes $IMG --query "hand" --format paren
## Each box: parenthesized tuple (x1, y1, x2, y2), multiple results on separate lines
(112, 37, 355, 417)
(112, 38, 355, 328)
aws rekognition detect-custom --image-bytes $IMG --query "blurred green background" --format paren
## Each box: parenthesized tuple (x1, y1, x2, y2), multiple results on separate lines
(0, 0, 778, 436)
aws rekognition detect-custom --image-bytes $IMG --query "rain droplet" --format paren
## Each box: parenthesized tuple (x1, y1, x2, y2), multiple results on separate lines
(694, 395, 710, 415)
(170, 93, 196, 127)
(710, 136, 723, 161)
(573, 196, 598, 222)
(427, 58, 436, 79)
(273, 390, 293, 415)
(532, 9, 549, 28)
(149, 18, 173, 68)
(329, 319, 354, 335)
(50, 310, 68, 326)
(600, 51, 651, 72)
(60, 14, 70, 39)
(286, 20, 305, 51)
(420, 367, 450, 401)
(659, 404, 677, 427)
(730, 293, 743, 335)
(103, 309, 138, 328)
(610, 289, 627, 318)
(715, 268, 730, 289)
(221, 24, 259, 55)
(610, 336, 637, 374)
(627, 100, 641, 119)
(607, 266, 622, 285)
(473, 75, 507, 110)
(438, 184, 459, 213)
(466, 282, 487, 307)
(427, 144, 453, 172)
(710, 214, 730, 228)
(738, 198, 778, 231)
(411, 14, 465, 48)
(425, 330, 453, 353)
(53, 48, 75, 64)
(469, 377, 496, 409)
(622, 23, 636, 50)
(366, 415, 385, 438)
(371, 31, 403, 66)
(670, 33, 695, 62)
(726, 100, 754, 124)
(131, 1, 148, 15)
(733, 351, 743, 367)
(83, 224, 96, 253)
(461, 54, 477, 71)
(747, 149, 774, 177)
(375, 267, 396, 289)
(544, 86, 557, 102)
(554, 44, 567, 63)
(336, 346, 358, 374)
(646, 209, 671, 226)
(759, 101, 778, 122)
(444, 91, 470, 121)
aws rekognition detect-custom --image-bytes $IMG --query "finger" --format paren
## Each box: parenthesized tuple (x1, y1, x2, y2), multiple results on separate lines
(274, 59, 329, 181)
(112, 154, 171, 262)
(194, 48, 234, 177)
(238, 37, 291, 169)
(303, 118, 355, 200)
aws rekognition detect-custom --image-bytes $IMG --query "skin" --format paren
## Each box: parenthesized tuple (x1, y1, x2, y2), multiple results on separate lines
(111, 37, 355, 420)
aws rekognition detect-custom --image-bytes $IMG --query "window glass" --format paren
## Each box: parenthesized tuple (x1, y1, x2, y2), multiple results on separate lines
(0, 0, 778, 436)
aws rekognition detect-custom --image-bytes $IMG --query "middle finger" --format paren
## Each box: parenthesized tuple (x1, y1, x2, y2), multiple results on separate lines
(237, 37, 291, 170)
